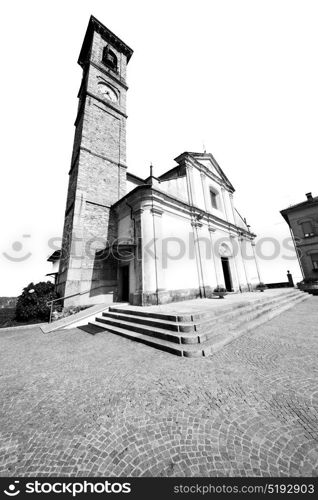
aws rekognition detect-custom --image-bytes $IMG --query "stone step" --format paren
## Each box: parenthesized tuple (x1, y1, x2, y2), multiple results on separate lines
(234, 292, 306, 330)
(201, 292, 309, 356)
(87, 290, 309, 357)
(201, 289, 300, 321)
(185, 291, 306, 344)
(92, 291, 308, 347)
(109, 288, 299, 324)
(93, 316, 201, 344)
(197, 290, 304, 335)
(168, 292, 309, 357)
(88, 321, 185, 356)
(201, 292, 308, 343)
(101, 310, 195, 332)
(108, 306, 190, 323)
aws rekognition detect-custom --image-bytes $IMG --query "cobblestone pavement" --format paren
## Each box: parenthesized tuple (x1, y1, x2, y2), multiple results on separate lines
(0, 297, 317, 477)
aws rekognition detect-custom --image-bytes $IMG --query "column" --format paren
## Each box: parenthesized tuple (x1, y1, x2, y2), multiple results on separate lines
(151, 206, 165, 293)
(132, 208, 144, 305)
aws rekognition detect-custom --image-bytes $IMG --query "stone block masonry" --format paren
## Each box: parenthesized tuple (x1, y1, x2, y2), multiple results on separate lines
(57, 16, 133, 306)
(1, 296, 317, 476)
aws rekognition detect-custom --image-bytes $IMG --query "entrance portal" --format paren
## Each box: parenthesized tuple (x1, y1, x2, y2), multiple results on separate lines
(119, 265, 129, 302)
(221, 257, 233, 292)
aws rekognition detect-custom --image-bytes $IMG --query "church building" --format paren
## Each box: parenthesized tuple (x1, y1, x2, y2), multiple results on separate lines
(56, 16, 261, 307)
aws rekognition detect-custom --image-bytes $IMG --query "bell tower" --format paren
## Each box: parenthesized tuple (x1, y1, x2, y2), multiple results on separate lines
(57, 16, 133, 304)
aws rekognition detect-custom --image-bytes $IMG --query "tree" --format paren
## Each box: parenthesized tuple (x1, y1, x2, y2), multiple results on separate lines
(15, 282, 58, 322)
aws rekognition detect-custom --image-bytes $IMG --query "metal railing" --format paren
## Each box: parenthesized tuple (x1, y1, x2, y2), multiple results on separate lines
(47, 286, 109, 323)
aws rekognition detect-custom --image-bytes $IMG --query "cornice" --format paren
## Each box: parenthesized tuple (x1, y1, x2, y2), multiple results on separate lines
(112, 185, 255, 238)
(78, 15, 133, 67)
(281, 198, 318, 215)
(80, 146, 127, 169)
(86, 200, 111, 209)
(86, 91, 128, 118)
(295, 238, 318, 248)
(176, 153, 235, 193)
(151, 207, 164, 217)
(89, 60, 129, 91)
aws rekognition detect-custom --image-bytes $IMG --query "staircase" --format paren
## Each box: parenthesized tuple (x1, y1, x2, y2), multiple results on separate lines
(85, 289, 309, 357)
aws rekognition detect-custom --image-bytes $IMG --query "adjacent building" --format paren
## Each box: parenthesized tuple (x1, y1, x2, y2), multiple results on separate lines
(281, 192, 318, 280)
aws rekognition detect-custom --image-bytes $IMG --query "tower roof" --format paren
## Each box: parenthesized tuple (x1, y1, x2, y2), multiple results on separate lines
(78, 15, 133, 67)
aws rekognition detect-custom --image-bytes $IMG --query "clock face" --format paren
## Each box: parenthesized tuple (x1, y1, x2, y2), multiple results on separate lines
(98, 82, 118, 103)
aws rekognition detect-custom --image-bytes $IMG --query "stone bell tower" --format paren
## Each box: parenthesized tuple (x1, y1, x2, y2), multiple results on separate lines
(57, 16, 133, 305)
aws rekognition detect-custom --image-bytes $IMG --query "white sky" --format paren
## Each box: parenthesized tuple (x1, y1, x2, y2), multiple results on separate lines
(1, 0, 317, 296)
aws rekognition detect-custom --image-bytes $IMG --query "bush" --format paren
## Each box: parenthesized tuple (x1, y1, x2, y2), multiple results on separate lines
(16, 282, 58, 322)
(214, 285, 227, 293)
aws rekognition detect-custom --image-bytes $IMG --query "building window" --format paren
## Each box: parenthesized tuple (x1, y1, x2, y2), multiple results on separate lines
(102, 46, 118, 72)
(311, 253, 318, 270)
(301, 221, 315, 238)
(210, 189, 218, 209)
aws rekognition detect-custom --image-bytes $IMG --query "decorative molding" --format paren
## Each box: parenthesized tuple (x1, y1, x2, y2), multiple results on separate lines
(133, 208, 144, 218)
(297, 217, 317, 225)
(112, 185, 255, 238)
(306, 249, 318, 255)
(90, 60, 129, 90)
(78, 15, 133, 69)
(191, 221, 203, 228)
(80, 146, 127, 169)
(86, 91, 128, 118)
(86, 200, 111, 209)
(151, 207, 164, 217)
(174, 152, 235, 193)
(90, 16, 133, 61)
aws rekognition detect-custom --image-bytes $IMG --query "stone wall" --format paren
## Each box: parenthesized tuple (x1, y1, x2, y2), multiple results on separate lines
(57, 22, 129, 306)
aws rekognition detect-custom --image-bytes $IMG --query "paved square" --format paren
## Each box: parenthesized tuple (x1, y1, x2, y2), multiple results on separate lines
(0, 297, 317, 477)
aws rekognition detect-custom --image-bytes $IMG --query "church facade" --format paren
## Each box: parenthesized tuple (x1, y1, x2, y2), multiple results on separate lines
(56, 16, 261, 306)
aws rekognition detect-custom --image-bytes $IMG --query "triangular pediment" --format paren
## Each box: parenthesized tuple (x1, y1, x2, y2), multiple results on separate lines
(174, 152, 235, 192)
(191, 154, 220, 177)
